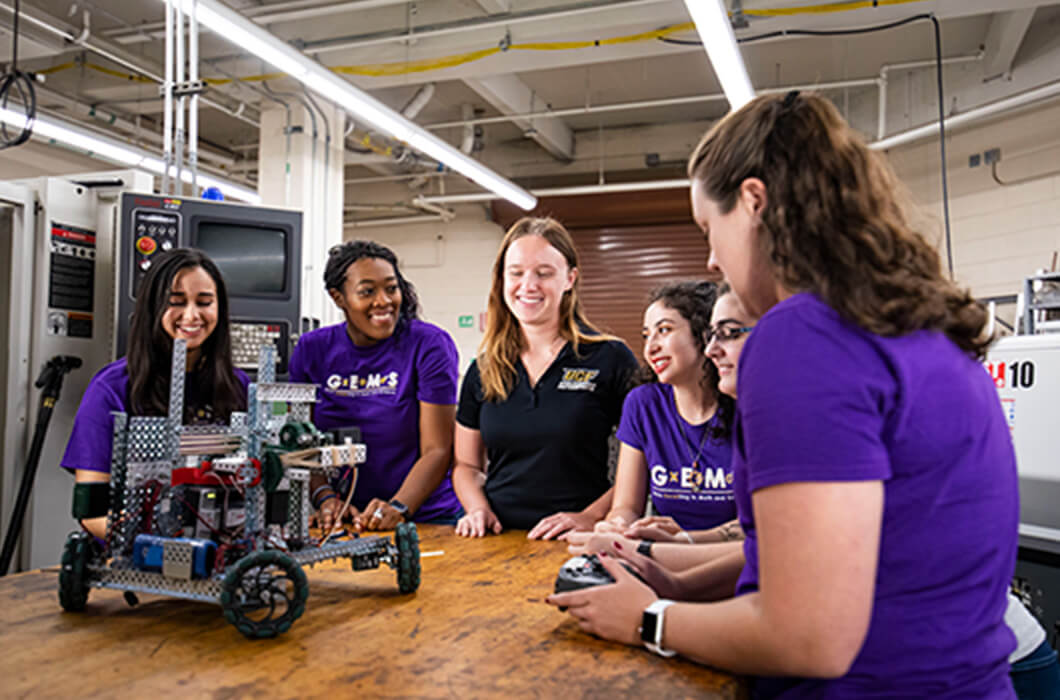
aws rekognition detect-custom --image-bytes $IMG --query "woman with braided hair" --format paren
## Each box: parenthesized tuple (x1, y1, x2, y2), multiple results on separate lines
(290, 240, 461, 532)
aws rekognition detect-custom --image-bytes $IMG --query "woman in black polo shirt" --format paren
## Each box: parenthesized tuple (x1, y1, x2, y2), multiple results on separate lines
(453, 216, 637, 537)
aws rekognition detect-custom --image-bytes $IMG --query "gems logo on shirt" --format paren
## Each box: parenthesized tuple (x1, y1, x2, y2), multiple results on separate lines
(326, 371, 400, 397)
(650, 463, 733, 500)
(557, 367, 600, 391)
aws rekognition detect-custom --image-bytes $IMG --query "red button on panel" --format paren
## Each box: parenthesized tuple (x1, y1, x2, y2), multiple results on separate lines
(136, 236, 157, 255)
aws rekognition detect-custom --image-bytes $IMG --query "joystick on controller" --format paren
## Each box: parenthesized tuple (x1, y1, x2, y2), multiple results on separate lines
(553, 554, 648, 611)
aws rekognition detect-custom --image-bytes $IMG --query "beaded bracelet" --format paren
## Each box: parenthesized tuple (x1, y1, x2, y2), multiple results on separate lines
(311, 484, 335, 507)
(314, 493, 338, 510)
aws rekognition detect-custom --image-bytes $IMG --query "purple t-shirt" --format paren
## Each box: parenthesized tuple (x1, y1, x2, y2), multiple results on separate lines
(61, 358, 250, 473)
(616, 383, 734, 530)
(733, 293, 1017, 698)
(288, 319, 460, 522)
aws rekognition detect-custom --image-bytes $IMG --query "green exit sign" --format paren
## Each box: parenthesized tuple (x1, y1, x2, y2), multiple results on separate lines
(458, 315, 474, 328)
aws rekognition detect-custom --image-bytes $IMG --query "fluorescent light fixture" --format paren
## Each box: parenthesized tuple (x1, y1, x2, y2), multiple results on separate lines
(164, 0, 537, 211)
(193, 3, 308, 80)
(684, 0, 755, 110)
(0, 107, 261, 204)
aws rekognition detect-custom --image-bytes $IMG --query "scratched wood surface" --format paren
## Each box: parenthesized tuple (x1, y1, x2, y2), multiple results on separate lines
(0, 526, 746, 698)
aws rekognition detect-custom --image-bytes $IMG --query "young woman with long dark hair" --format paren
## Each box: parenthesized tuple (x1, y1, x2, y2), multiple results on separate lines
(62, 248, 248, 538)
(549, 92, 1019, 698)
(290, 240, 461, 532)
(597, 281, 735, 534)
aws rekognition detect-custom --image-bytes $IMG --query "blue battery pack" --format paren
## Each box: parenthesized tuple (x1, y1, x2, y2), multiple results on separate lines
(132, 534, 216, 579)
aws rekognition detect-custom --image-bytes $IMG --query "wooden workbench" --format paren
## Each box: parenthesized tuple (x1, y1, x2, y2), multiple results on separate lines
(0, 525, 746, 698)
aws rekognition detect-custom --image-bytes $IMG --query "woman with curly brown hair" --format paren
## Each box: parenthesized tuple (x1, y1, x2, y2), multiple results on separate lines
(596, 281, 737, 535)
(549, 92, 1019, 698)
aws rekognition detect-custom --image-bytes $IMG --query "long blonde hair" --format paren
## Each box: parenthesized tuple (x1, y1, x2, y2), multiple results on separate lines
(478, 217, 615, 401)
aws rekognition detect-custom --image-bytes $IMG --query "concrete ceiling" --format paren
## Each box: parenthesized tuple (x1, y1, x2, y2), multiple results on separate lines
(3, 0, 1060, 207)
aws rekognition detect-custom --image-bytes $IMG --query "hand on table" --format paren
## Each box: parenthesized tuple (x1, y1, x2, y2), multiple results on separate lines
(312, 498, 357, 534)
(623, 516, 690, 543)
(546, 551, 658, 646)
(564, 530, 635, 556)
(566, 532, 687, 600)
(354, 498, 406, 531)
(455, 508, 502, 537)
(593, 519, 629, 535)
(527, 511, 596, 540)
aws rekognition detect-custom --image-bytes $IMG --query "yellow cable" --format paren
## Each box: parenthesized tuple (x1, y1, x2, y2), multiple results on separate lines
(38, 1, 931, 83)
(743, 0, 926, 17)
(86, 63, 155, 83)
(37, 61, 76, 75)
(334, 46, 502, 77)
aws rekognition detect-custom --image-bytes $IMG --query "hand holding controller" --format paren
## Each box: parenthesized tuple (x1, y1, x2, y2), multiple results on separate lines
(553, 554, 648, 613)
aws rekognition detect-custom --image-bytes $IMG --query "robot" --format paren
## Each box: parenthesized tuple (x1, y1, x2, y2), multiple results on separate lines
(57, 341, 420, 638)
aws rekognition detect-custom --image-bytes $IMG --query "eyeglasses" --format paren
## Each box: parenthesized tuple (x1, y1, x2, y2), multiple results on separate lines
(705, 325, 754, 344)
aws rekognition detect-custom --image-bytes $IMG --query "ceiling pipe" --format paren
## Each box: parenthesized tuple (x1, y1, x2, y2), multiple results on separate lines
(400, 83, 436, 120)
(415, 79, 1060, 204)
(416, 178, 690, 205)
(34, 86, 237, 168)
(344, 171, 448, 185)
(872, 78, 1060, 150)
(344, 214, 447, 228)
(878, 50, 984, 140)
(0, 1, 260, 129)
(301, 0, 670, 55)
(426, 52, 983, 132)
(105, 0, 415, 43)
(426, 78, 879, 130)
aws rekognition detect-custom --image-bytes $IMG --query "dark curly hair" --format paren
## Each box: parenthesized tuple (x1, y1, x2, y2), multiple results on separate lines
(634, 281, 733, 440)
(324, 240, 421, 331)
(688, 91, 991, 359)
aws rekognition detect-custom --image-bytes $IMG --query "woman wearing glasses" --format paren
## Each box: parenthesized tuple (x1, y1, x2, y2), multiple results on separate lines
(594, 281, 736, 537)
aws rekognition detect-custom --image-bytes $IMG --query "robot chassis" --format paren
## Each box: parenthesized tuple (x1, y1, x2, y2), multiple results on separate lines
(58, 341, 421, 638)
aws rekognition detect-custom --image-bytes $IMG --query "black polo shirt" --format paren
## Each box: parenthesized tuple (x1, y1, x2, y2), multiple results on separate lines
(457, 338, 637, 530)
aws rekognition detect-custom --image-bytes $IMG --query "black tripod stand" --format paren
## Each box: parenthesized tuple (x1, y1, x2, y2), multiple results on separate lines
(0, 355, 82, 576)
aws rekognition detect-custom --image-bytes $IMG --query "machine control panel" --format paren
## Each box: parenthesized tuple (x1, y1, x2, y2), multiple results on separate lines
(231, 320, 290, 374)
(130, 208, 181, 292)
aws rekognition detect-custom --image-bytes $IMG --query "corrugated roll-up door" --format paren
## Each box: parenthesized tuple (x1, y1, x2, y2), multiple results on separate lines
(571, 223, 710, 354)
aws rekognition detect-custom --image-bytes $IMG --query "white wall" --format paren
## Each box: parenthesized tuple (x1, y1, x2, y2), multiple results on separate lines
(886, 100, 1060, 307)
(260, 103, 346, 329)
(343, 199, 505, 374)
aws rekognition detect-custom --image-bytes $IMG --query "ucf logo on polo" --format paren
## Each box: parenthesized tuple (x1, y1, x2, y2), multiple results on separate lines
(326, 371, 400, 395)
(557, 367, 600, 391)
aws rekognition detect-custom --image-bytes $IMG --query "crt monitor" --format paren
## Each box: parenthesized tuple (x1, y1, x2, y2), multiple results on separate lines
(194, 221, 288, 296)
(116, 192, 302, 375)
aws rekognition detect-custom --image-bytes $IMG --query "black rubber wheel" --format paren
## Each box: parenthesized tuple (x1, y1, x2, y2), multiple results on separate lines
(395, 522, 421, 594)
(220, 550, 308, 639)
(58, 531, 93, 612)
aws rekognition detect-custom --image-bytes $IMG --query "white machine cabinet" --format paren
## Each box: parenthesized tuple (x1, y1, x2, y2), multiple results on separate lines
(985, 334, 1060, 546)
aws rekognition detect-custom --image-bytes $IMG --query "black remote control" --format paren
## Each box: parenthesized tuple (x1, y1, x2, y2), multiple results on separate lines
(553, 553, 647, 599)
(554, 554, 616, 594)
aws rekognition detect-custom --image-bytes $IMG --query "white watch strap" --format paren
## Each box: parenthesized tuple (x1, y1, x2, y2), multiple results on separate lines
(643, 599, 677, 657)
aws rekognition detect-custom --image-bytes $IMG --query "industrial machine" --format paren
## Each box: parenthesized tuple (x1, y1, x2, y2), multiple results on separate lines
(116, 193, 302, 375)
(58, 342, 421, 639)
(1, 172, 305, 571)
(986, 270, 1060, 646)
